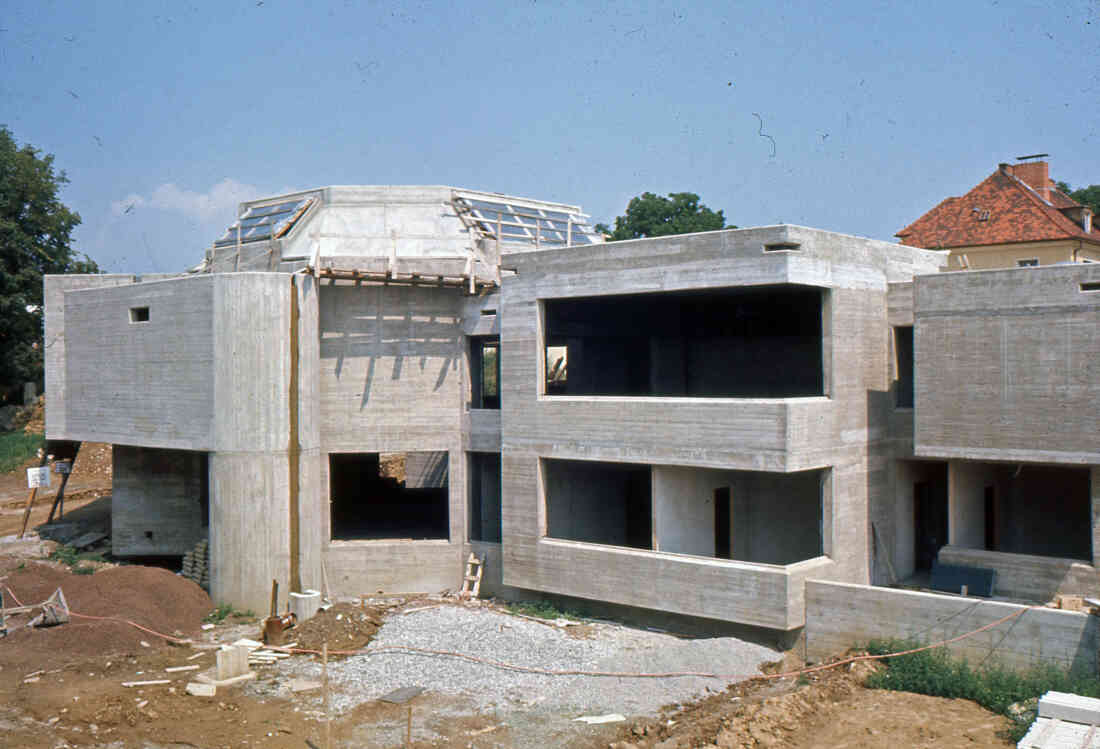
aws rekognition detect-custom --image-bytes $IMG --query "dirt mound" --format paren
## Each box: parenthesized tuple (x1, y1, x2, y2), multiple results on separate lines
(291, 602, 383, 656)
(600, 658, 1012, 748)
(1, 561, 212, 663)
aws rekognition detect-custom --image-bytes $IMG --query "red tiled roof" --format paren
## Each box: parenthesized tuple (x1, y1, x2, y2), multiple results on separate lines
(897, 167, 1100, 249)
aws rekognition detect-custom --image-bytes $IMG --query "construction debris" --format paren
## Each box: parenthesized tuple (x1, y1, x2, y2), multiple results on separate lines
(185, 682, 217, 697)
(573, 713, 626, 724)
(2, 587, 71, 632)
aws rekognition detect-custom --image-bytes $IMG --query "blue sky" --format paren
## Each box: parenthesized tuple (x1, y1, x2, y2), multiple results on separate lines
(3, 0, 1097, 273)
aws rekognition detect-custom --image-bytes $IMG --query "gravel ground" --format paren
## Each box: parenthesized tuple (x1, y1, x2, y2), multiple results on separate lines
(279, 603, 777, 718)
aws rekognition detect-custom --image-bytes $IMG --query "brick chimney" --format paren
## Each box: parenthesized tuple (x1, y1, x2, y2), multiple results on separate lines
(1009, 160, 1051, 202)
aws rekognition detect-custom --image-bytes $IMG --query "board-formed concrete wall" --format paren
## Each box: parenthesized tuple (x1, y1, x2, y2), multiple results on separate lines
(45, 274, 143, 441)
(914, 264, 1100, 464)
(937, 546, 1100, 603)
(806, 580, 1099, 674)
(316, 283, 470, 597)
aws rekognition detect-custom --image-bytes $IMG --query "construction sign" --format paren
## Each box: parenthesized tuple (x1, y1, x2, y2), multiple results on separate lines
(26, 466, 50, 489)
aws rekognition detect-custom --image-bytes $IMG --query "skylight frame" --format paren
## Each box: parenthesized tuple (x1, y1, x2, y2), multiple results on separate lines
(452, 191, 600, 248)
(213, 197, 314, 248)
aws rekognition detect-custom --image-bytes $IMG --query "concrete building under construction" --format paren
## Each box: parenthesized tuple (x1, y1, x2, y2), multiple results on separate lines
(43, 184, 1100, 639)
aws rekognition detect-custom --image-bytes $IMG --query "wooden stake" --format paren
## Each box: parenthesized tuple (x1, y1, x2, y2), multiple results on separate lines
(406, 705, 412, 748)
(323, 642, 331, 749)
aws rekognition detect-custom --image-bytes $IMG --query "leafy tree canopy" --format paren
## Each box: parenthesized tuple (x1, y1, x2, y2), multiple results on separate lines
(1056, 180, 1100, 217)
(0, 126, 97, 393)
(594, 191, 732, 241)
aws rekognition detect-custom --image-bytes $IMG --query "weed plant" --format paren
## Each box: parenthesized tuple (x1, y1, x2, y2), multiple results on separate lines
(505, 600, 584, 621)
(866, 638, 1100, 741)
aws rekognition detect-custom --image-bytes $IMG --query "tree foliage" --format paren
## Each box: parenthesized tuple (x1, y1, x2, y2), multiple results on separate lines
(0, 126, 97, 393)
(595, 191, 731, 241)
(1056, 180, 1100, 216)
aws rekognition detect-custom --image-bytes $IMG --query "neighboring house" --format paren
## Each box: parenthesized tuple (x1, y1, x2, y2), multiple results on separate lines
(43, 184, 1100, 642)
(896, 158, 1100, 269)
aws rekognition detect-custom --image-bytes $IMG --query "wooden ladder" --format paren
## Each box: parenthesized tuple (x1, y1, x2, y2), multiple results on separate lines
(460, 553, 483, 598)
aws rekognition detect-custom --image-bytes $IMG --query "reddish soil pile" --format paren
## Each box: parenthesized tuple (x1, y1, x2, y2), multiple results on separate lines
(1, 561, 212, 662)
(291, 601, 384, 656)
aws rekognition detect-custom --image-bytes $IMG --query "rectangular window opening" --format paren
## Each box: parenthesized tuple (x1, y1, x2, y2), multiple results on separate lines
(894, 326, 914, 408)
(542, 285, 824, 398)
(544, 458, 652, 549)
(953, 464, 1090, 561)
(329, 452, 449, 541)
(1016, 258, 1039, 267)
(763, 242, 800, 252)
(129, 306, 150, 323)
(470, 336, 500, 409)
(468, 452, 502, 543)
(1080, 282, 1100, 292)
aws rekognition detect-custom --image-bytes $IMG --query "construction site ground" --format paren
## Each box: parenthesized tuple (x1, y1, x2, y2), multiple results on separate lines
(0, 436, 1014, 747)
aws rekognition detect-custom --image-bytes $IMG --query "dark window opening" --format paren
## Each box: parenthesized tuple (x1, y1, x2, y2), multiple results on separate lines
(983, 486, 996, 551)
(914, 468, 949, 571)
(470, 336, 500, 409)
(1081, 282, 1100, 292)
(543, 285, 825, 398)
(330, 452, 449, 540)
(763, 242, 800, 252)
(894, 326, 914, 408)
(130, 306, 150, 323)
(714, 487, 731, 559)
(544, 458, 651, 549)
(468, 452, 502, 543)
(1017, 258, 1039, 267)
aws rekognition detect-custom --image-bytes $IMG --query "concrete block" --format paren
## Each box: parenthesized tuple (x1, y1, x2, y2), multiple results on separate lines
(1038, 691, 1100, 724)
(215, 645, 249, 681)
(185, 682, 216, 697)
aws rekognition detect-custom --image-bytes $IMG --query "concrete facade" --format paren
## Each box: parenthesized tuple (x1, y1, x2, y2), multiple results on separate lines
(44, 185, 1099, 648)
(498, 226, 944, 630)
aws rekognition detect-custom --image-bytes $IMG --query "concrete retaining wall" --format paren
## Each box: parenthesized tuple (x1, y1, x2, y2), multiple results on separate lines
(806, 579, 1099, 674)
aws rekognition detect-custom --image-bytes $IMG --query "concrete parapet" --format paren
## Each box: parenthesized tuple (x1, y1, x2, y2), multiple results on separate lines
(937, 546, 1100, 603)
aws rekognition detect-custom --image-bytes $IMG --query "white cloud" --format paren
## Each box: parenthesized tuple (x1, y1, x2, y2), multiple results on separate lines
(110, 178, 264, 223)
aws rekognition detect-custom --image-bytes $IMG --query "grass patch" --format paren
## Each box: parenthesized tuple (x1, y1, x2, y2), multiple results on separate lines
(505, 600, 584, 621)
(866, 638, 1100, 741)
(0, 431, 44, 473)
(49, 544, 106, 568)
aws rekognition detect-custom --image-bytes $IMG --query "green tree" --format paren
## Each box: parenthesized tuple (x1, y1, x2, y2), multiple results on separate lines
(1056, 180, 1100, 216)
(595, 191, 732, 241)
(0, 126, 97, 394)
